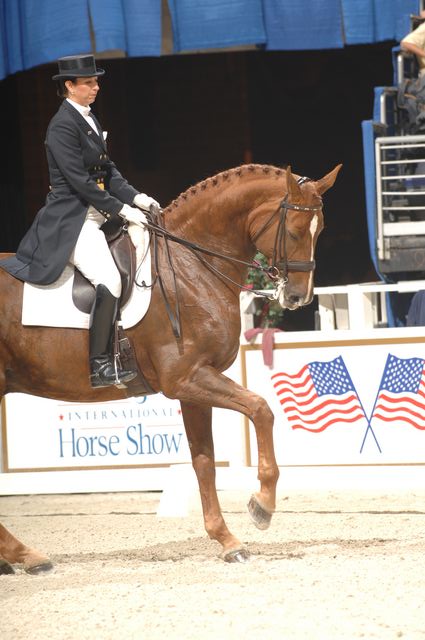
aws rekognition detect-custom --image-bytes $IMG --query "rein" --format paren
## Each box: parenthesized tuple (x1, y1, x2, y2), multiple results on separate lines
(143, 210, 276, 339)
(143, 178, 323, 338)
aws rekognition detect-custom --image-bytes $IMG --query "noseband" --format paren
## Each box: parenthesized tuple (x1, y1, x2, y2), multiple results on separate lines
(252, 176, 323, 282)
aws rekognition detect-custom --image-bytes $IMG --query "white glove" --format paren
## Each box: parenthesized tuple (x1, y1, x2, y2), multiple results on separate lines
(133, 192, 160, 212)
(119, 204, 147, 227)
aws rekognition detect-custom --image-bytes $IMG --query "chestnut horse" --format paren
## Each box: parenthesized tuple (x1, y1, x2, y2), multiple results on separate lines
(0, 163, 341, 573)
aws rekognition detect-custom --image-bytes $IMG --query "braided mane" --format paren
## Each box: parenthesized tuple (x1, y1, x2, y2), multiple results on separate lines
(167, 164, 285, 211)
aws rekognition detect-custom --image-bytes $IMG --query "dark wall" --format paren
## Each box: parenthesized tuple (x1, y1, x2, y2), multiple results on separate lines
(246, 44, 395, 286)
(0, 43, 395, 291)
(0, 74, 27, 247)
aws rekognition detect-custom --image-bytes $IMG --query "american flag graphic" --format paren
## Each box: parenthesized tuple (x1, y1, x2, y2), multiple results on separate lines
(370, 354, 425, 430)
(271, 356, 366, 433)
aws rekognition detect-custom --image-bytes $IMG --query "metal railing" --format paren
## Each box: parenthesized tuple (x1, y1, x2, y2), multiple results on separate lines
(375, 134, 425, 260)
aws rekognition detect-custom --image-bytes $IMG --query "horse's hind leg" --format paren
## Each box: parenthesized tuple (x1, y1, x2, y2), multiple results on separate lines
(180, 401, 249, 562)
(0, 522, 53, 574)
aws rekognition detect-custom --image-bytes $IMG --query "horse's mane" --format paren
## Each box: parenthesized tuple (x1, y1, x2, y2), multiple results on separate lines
(167, 163, 286, 211)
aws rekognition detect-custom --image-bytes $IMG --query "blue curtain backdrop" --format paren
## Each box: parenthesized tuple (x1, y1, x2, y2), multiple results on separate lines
(0, 0, 90, 78)
(89, 0, 161, 57)
(0, 0, 421, 80)
(263, 0, 344, 50)
(262, 0, 420, 50)
(122, 0, 161, 57)
(168, 0, 266, 52)
(89, 0, 126, 53)
(340, 0, 419, 45)
(0, 0, 161, 80)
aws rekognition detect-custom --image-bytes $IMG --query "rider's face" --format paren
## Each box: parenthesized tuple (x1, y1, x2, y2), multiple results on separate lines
(66, 76, 100, 107)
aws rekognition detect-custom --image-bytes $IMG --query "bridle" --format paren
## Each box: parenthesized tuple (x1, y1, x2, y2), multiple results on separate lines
(251, 176, 323, 283)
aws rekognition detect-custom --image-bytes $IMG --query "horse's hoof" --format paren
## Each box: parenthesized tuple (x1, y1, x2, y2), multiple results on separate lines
(248, 494, 273, 530)
(223, 547, 250, 563)
(25, 561, 54, 575)
(0, 560, 15, 575)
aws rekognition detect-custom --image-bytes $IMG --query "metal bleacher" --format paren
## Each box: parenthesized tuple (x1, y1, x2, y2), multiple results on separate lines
(363, 10, 425, 283)
(375, 132, 425, 274)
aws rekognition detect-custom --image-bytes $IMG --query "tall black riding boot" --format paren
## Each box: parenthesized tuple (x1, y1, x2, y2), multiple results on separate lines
(89, 284, 137, 388)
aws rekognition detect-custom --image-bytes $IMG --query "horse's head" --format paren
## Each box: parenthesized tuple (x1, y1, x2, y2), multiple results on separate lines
(251, 164, 341, 310)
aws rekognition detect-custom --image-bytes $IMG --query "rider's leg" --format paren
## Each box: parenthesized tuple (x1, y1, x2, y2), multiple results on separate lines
(70, 207, 137, 387)
(88, 283, 136, 387)
(71, 207, 122, 298)
(127, 221, 146, 267)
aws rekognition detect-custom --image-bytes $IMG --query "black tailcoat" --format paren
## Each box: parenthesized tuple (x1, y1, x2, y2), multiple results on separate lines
(0, 100, 139, 284)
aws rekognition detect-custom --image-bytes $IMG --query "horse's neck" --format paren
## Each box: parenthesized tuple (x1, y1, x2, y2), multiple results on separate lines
(165, 176, 279, 258)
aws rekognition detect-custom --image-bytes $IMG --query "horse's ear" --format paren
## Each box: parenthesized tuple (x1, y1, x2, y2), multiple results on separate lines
(286, 165, 302, 200)
(314, 164, 343, 195)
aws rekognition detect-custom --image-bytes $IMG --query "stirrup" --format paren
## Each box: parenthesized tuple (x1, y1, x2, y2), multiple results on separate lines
(90, 357, 137, 389)
(90, 370, 137, 389)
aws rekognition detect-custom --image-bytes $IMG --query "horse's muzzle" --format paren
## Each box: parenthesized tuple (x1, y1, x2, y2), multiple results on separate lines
(273, 276, 314, 310)
(283, 291, 312, 310)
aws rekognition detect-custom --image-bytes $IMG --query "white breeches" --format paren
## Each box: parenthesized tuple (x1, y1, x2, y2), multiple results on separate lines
(127, 221, 145, 267)
(70, 206, 122, 298)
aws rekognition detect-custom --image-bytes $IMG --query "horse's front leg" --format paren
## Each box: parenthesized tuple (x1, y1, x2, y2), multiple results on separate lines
(180, 401, 249, 562)
(175, 366, 279, 542)
(185, 368, 279, 525)
(0, 522, 53, 574)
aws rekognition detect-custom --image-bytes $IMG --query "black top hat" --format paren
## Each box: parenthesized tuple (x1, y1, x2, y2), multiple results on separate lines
(52, 54, 105, 81)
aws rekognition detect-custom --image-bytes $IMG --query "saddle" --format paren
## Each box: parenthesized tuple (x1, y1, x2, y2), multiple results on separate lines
(72, 215, 155, 397)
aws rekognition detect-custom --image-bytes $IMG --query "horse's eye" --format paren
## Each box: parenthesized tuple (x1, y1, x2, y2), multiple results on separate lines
(288, 230, 298, 241)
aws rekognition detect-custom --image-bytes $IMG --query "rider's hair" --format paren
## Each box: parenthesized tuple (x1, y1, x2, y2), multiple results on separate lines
(56, 78, 76, 99)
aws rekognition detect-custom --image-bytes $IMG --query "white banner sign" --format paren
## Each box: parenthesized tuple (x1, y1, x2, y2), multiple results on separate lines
(243, 335, 425, 466)
(3, 393, 191, 471)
